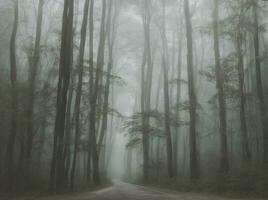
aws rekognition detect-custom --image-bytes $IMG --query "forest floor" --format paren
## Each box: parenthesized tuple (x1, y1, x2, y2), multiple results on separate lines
(9, 182, 265, 200)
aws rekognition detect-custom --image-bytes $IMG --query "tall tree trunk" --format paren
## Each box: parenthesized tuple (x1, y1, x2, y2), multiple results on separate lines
(140, 49, 149, 182)
(49, 0, 74, 193)
(161, 0, 173, 178)
(98, 0, 114, 154)
(89, 0, 106, 185)
(62, 69, 75, 187)
(62, 1, 79, 184)
(97, 0, 116, 172)
(236, 9, 251, 162)
(174, 22, 183, 178)
(105, 83, 116, 171)
(25, 0, 44, 168)
(162, 55, 173, 178)
(252, 0, 268, 166)
(5, 0, 19, 191)
(212, 0, 229, 174)
(70, 0, 89, 190)
(87, 0, 94, 183)
(184, 0, 199, 179)
(141, 0, 152, 182)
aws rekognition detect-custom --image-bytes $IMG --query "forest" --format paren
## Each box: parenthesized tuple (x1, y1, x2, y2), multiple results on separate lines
(0, 0, 268, 199)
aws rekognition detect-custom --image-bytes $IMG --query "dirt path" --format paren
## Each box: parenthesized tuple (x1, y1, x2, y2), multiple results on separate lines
(12, 182, 264, 200)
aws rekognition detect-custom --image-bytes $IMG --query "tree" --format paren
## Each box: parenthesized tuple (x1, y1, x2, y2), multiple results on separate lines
(89, 0, 107, 185)
(98, 1, 119, 177)
(98, 0, 115, 154)
(70, 0, 90, 190)
(49, 0, 74, 193)
(174, 10, 183, 178)
(252, 0, 268, 167)
(235, 2, 251, 162)
(87, 0, 95, 183)
(25, 0, 44, 172)
(184, 0, 199, 179)
(140, 0, 153, 182)
(161, 0, 173, 178)
(5, 0, 19, 190)
(212, 0, 229, 174)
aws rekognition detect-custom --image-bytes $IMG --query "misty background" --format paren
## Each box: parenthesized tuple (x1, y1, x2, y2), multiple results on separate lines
(0, 0, 268, 198)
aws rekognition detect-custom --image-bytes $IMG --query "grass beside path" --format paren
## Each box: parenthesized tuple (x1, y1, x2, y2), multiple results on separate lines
(1, 180, 112, 200)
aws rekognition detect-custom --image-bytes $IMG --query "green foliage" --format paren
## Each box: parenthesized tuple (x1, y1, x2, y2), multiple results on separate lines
(108, 107, 125, 119)
(149, 165, 268, 198)
(126, 138, 141, 149)
(200, 52, 241, 108)
(123, 110, 165, 149)
(124, 109, 188, 136)
(83, 63, 126, 87)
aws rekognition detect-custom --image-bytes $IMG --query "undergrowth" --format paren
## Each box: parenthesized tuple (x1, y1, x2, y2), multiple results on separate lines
(146, 165, 268, 198)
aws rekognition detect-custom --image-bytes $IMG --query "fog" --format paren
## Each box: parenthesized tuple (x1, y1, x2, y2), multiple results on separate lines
(0, 0, 268, 199)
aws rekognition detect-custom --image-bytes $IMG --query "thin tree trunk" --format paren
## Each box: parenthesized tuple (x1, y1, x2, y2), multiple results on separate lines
(62, 1, 79, 185)
(49, 0, 74, 193)
(87, 0, 95, 183)
(184, 0, 199, 179)
(155, 67, 163, 109)
(25, 0, 44, 168)
(252, 0, 268, 166)
(174, 22, 183, 178)
(141, 0, 152, 182)
(236, 12, 251, 162)
(5, 0, 19, 191)
(140, 49, 149, 182)
(62, 69, 75, 187)
(70, 0, 89, 190)
(105, 82, 116, 171)
(98, 0, 114, 154)
(212, 0, 229, 174)
(89, 0, 106, 185)
(161, 0, 173, 178)
(162, 55, 173, 178)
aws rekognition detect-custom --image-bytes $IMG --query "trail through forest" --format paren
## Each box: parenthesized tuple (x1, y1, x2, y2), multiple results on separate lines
(1, 0, 268, 197)
(14, 182, 265, 200)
